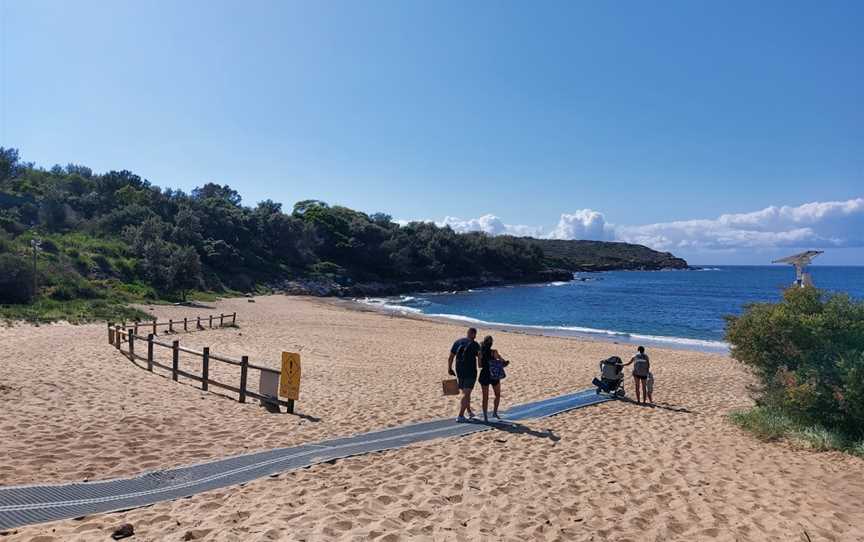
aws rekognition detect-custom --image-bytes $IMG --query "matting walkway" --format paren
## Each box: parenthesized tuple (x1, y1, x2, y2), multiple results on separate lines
(0, 389, 611, 530)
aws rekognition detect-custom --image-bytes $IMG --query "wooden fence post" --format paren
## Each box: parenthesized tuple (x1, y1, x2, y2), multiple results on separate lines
(128, 331, 135, 359)
(169, 319, 173, 333)
(172, 340, 180, 381)
(197, 316, 202, 330)
(134, 322, 139, 336)
(209, 315, 213, 328)
(202, 347, 209, 391)
(153, 320, 157, 335)
(219, 313, 224, 327)
(232, 313, 236, 326)
(239, 356, 248, 403)
(184, 317, 188, 332)
(147, 334, 154, 371)
(115, 326, 122, 350)
(108, 322, 114, 345)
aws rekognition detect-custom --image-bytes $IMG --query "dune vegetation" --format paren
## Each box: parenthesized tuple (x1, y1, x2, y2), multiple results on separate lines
(726, 286, 864, 456)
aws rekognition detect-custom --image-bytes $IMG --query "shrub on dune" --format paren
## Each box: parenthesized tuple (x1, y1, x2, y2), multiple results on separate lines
(725, 287, 864, 452)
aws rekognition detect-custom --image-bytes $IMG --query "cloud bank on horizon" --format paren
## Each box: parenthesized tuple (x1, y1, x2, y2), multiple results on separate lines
(416, 198, 864, 255)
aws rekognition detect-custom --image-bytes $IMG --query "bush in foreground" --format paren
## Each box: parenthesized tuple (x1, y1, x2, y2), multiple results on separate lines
(725, 287, 864, 452)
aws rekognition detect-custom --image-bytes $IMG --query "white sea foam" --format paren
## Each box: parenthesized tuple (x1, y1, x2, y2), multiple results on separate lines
(356, 297, 424, 314)
(423, 313, 729, 353)
(356, 296, 730, 353)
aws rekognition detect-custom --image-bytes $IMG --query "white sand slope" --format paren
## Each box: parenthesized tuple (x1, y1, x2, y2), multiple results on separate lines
(1, 295, 862, 541)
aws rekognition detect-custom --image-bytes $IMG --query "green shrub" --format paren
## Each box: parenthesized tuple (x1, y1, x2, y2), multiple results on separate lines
(0, 253, 35, 303)
(50, 280, 99, 301)
(728, 407, 794, 441)
(92, 253, 112, 273)
(40, 238, 59, 253)
(726, 287, 864, 442)
(311, 261, 344, 276)
(796, 425, 847, 451)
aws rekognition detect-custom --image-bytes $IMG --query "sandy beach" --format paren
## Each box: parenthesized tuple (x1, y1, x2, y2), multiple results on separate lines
(2, 295, 863, 541)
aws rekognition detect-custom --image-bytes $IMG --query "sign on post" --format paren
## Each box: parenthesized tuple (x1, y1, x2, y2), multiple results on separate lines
(279, 352, 301, 401)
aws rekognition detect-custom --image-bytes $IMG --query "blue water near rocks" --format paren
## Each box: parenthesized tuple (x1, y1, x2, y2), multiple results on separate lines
(359, 266, 864, 353)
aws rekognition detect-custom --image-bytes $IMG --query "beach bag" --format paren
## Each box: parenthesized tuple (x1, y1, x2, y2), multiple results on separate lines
(489, 359, 507, 380)
(442, 378, 459, 396)
(633, 355, 649, 377)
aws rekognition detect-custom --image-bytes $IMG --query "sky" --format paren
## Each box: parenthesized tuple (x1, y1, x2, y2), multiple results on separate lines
(1, 0, 862, 265)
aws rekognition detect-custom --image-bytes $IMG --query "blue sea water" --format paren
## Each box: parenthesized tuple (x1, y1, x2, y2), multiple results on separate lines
(360, 266, 864, 353)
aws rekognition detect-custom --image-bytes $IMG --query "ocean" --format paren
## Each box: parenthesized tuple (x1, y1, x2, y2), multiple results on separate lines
(359, 266, 864, 353)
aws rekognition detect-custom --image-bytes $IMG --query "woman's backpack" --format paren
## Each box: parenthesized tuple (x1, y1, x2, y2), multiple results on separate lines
(633, 354, 650, 377)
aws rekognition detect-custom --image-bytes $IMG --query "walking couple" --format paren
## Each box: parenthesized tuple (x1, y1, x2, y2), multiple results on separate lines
(447, 327, 510, 422)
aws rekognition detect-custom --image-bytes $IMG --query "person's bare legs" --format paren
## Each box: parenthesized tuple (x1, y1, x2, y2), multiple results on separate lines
(459, 388, 473, 418)
(646, 382, 653, 404)
(634, 376, 642, 404)
(492, 382, 502, 418)
(481, 384, 490, 421)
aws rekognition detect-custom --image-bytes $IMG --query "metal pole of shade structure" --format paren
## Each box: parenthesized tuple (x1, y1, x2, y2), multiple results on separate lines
(772, 250, 824, 288)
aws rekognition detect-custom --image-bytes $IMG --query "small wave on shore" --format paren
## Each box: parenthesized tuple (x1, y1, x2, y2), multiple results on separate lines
(422, 313, 729, 353)
(356, 296, 425, 314)
(356, 296, 729, 353)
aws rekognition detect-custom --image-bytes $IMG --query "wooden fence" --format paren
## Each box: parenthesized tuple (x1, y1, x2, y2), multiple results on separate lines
(113, 312, 237, 338)
(108, 314, 293, 413)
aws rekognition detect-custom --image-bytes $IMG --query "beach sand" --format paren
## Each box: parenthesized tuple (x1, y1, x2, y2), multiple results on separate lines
(1, 295, 863, 541)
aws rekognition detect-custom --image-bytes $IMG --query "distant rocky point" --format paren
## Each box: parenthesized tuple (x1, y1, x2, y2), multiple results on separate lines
(529, 238, 689, 272)
(274, 239, 688, 297)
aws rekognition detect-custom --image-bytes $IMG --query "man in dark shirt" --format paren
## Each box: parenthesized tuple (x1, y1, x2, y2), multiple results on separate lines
(448, 327, 480, 422)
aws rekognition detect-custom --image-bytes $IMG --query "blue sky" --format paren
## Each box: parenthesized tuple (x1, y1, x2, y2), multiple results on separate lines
(1, 0, 862, 264)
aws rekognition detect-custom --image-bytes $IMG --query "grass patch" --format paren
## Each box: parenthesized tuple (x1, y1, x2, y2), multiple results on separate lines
(729, 406, 864, 457)
(0, 298, 151, 324)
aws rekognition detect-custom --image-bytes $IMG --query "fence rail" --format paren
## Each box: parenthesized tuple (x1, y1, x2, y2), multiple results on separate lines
(108, 314, 293, 412)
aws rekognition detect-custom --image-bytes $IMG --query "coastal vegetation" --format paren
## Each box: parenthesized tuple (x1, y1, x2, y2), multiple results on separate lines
(726, 286, 864, 456)
(534, 239, 687, 271)
(0, 147, 685, 322)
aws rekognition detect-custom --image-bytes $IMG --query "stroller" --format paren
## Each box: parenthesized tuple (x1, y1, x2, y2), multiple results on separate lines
(592, 356, 626, 397)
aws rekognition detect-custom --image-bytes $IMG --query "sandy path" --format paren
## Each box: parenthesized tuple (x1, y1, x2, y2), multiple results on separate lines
(1, 295, 863, 541)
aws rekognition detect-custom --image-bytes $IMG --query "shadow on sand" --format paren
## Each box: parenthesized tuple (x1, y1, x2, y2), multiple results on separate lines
(479, 420, 561, 441)
(617, 396, 694, 414)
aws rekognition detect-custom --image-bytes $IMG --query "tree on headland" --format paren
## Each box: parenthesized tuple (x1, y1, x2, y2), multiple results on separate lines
(0, 146, 678, 322)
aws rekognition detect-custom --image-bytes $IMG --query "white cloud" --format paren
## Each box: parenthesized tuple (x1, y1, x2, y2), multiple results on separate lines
(438, 214, 544, 237)
(548, 210, 614, 241)
(398, 197, 864, 252)
(617, 198, 864, 250)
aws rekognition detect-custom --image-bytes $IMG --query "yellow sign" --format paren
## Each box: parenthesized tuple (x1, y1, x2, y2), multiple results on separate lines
(279, 352, 301, 400)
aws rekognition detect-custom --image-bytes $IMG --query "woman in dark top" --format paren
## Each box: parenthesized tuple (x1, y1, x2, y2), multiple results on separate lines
(624, 345, 651, 404)
(478, 335, 509, 422)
